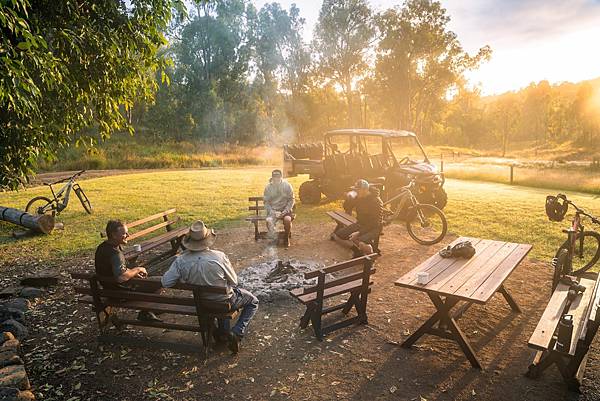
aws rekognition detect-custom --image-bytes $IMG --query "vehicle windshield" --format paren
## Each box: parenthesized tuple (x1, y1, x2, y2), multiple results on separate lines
(388, 136, 427, 164)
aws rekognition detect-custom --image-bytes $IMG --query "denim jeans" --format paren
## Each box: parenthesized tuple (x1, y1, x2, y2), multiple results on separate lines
(218, 287, 259, 337)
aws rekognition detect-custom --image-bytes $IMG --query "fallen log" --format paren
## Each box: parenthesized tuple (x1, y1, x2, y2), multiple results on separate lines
(0, 206, 55, 234)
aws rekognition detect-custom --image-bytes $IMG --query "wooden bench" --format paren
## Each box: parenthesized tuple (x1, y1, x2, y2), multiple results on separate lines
(245, 197, 267, 240)
(245, 196, 291, 244)
(526, 274, 600, 391)
(326, 210, 381, 253)
(101, 208, 188, 274)
(289, 254, 378, 340)
(71, 272, 236, 356)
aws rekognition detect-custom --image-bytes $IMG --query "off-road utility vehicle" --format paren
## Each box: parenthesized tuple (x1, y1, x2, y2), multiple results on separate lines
(283, 129, 447, 209)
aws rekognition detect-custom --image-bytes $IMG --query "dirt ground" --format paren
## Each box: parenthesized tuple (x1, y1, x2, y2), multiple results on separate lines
(4, 221, 600, 401)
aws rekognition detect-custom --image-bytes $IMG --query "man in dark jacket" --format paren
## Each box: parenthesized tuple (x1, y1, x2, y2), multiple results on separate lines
(95, 220, 162, 322)
(331, 179, 383, 256)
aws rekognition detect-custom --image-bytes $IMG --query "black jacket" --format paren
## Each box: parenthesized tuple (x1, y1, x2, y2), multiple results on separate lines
(343, 187, 384, 232)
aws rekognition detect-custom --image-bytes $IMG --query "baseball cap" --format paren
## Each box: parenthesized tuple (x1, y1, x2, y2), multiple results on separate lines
(351, 179, 370, 190)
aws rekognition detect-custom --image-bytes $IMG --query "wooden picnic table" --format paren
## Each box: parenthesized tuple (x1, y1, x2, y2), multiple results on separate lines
(394, 236, 532, 369)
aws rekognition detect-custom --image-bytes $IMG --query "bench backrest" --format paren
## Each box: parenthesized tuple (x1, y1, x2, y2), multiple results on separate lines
(100, 209, 179, 241)
(71, 271, 231, 313)
(248, 197, 264, 216)
(295, 254, 378, 297)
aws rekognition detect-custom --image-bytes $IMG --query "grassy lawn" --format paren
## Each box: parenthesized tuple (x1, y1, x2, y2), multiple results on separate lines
(1, 167, 599, 270)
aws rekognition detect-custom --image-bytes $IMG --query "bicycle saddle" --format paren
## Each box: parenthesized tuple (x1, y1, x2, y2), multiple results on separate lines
(439, 241, 476, 259)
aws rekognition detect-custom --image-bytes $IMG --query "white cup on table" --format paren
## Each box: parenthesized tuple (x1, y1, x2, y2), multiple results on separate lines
(417, 272, 429, 285)
(134, 244, 142, 252)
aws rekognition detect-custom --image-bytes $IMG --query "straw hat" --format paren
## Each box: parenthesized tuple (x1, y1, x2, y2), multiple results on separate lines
(182, 221, 216, 251)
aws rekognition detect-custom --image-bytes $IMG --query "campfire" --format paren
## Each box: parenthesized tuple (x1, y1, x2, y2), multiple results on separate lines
(238, 259, 321, 302)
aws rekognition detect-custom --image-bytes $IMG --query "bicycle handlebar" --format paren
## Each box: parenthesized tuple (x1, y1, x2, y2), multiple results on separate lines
(561, 194, 600, 226)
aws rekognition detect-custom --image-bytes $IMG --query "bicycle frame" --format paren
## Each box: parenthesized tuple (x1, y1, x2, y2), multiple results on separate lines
(383, 182, 418, 221)
(47, 178, 76, 213)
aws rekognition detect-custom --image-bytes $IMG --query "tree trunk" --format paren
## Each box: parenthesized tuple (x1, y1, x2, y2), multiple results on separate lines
(0, 207, 55, 234)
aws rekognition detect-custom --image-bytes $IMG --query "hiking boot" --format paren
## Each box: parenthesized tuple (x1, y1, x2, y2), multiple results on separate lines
(137, 311, 162, 323)
(227, 332, 241, 354)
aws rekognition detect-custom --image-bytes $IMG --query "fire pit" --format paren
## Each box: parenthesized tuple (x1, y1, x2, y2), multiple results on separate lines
(238, 259, 322, 302)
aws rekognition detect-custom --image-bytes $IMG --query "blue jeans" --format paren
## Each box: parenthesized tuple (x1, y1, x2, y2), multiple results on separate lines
(218, 287, 258, 337)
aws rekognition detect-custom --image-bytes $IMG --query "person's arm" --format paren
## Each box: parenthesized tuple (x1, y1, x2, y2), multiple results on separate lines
(160, 258, 181, 288)
(221, 254, 238, 286)
(116, 267, 147, 283)
(263, 185, 273, 215)
(343, 195, 356, 215)
(283, 182, 295, 214)
(110, 253, 146, 283)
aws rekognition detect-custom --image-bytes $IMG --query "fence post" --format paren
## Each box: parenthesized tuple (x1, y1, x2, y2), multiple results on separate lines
(510, 164, 514, 185)
(440, 153, 444, 172)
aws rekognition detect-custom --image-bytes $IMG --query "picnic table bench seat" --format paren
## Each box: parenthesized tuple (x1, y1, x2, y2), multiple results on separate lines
(526, 273, 600, 392)
(326, 210, 381, 253)
(71, 271, 236, 356)
(290, 254, 378, 340)
(100, 208, 186, 274)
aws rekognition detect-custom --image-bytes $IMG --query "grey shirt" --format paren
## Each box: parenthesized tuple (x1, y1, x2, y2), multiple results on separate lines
(263, 178, 295, 216)
(161, 249, 237, 301)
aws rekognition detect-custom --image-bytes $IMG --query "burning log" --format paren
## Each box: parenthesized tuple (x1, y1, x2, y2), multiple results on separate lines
(265, 260, 298, 283)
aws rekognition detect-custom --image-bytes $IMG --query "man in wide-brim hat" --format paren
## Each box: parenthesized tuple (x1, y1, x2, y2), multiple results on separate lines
(161, 221, 258, 353)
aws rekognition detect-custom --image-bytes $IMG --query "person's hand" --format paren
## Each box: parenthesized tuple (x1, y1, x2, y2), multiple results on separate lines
(136, 267, 148, 278)
(275, 211, 282, 218)
(349, 232, 359, 242)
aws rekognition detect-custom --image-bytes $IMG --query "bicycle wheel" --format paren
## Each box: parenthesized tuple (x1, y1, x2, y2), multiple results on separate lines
(556, 231, 600, 275)
(406, 204, 448, 245)
(551, 248, 569, 293)
(74, 187, 93, 214)
(25, 196, 55, 215)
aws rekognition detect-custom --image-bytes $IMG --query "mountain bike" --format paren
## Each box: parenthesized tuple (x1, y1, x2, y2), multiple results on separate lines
(382, 178, 448, 245)
(25, 170, 93, 215)
(546, 194, 600, 291)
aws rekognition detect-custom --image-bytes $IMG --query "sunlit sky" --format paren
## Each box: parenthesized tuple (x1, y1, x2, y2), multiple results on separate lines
(253, 0, 600, 95)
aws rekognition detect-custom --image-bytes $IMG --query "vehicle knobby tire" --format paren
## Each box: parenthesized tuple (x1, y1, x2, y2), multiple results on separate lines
(299, 180, 321, 204)
(405, 204, 448, 245)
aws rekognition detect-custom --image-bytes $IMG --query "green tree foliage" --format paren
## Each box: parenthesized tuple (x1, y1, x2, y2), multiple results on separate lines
(0, 0, 179, 189)
(313, 0, 374, 126)
(368, 0, 490, 138)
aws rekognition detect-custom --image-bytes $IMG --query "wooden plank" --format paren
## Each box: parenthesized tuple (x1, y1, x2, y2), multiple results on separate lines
(326, 211, 356, 226)
(403, 238, 485, 288)
(127, 209, 177, 229)
(78, 296, 198, 315)
(467, 243, 532, 303)
(124, 226, 187, 258)
(115, 319, 203, 332)
(74, 286, 196, 306)
(249, 196, 263, 201)
(290, 280, 373, 304)
(568, 277, 596, 355)
(304, 253, 378, 279)
(582, 275, 600, 334)
(528, 281, 570, 351)
(245, 216, 266, 221)
(394, 237, 477, 287)
(248, 206, 265, 211)
(426, 239, 498, 292)
(128, 218, 179, 241)
(291, 268, 376, 296)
